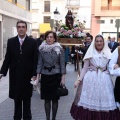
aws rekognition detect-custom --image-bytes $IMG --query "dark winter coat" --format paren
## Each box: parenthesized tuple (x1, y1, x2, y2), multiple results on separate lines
(108, 42, 119, 52)
(0, 35, 38, 100)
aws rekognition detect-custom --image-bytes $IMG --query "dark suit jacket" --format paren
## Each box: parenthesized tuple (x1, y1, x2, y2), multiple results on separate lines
(0, 35, 38, 99)
(80, 45, 90, 68)
(108, 42, 119, 52)
(80, 45, 90, 58)
(36, 38, 43, 48)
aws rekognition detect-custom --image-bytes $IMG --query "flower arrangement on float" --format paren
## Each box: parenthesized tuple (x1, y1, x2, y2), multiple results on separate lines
(57, 24, 86, 39)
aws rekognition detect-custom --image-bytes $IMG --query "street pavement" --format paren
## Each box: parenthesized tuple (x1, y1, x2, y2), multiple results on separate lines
(0, 61, 78, 120)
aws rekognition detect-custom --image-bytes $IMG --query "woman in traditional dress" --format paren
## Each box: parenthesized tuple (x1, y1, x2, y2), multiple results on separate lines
(109, 46, 120, 107)
(36, 30, 66, 120)
(70, 35, 120, 120)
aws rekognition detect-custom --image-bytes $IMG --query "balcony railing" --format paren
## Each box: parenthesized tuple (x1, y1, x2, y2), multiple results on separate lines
(66, 0, 80, 9)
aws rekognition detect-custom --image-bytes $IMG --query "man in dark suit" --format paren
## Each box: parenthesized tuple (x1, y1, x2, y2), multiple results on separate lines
(108, 37, 119, 52)
(80, 34, 93, 67)
(0, 20, 38, 120)
(36, 34, 44, 48)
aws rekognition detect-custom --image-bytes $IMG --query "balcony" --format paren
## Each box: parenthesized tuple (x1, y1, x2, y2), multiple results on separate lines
(66, 0, 80, 9)
(101, 3, 120, 10)
(94, 0, 120, 16)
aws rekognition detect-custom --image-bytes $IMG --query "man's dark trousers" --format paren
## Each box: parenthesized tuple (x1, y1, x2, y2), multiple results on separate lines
(14, 98, 32, 120)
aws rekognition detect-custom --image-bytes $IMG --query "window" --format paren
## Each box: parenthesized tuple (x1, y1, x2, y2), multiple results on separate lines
(44, 16, 51, 23)
(26, 0, 30, 11)
(12, 0, 17, 4)
(97, 20, 105, 24)
(44, 1, 50, 12)
(110, 19, 113, 24)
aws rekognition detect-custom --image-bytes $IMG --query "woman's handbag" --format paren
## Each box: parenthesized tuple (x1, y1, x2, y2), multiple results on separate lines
(56, 85, 68, 97)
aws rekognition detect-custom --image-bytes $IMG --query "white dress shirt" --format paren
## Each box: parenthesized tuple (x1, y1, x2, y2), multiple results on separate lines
(18, 35, 26, 45)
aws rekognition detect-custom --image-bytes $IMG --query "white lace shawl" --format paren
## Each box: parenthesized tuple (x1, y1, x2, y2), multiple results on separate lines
(83, 38, 111, 61)
(39, 41, 62, 54)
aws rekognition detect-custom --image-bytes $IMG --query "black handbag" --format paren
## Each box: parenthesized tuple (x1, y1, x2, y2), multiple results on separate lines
(56, 85, 68, 97)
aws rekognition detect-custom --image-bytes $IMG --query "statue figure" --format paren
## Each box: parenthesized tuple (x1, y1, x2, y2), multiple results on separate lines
(65, 10, 74, 30)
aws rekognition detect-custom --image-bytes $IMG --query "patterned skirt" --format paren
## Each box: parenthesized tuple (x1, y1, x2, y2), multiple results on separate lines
(70, 76, 120, 120)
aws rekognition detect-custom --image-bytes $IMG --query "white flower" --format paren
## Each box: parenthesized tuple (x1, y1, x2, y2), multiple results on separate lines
(81, 33, 85, 36)
(70, 34, 73, 38)
(78, 31, 82, 37)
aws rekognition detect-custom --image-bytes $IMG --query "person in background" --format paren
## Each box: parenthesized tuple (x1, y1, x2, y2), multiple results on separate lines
(65, 46, 70, 69)
(35, 34, 45, 91)
(83, 32, 90, 46)
(29, 35, 33, 38)
(108, 37, 119, 52)
(70, 35, 120, 120)
(36, 34, 45, 48)
(80, 34, 93, 67)
(107, 36, 111, 43)
(71, 45, 79, 71)
(71, 46, 75, 64)
(75, 45, 81, 71)
(0, 20, 38, 120)
(62, 45, 69, 69)
(36, 30, 66, 120)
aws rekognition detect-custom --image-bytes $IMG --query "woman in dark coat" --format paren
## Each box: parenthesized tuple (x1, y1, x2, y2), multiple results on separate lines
(36, 30, 66, 120)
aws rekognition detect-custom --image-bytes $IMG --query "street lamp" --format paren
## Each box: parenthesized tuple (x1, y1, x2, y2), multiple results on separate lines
(53, 8, 61, 32)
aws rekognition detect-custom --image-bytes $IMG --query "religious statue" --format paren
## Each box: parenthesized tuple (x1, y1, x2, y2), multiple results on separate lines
(65, 10, 74, 30)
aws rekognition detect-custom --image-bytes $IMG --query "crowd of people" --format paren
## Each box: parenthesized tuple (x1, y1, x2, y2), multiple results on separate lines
(0, 20, 120, 120)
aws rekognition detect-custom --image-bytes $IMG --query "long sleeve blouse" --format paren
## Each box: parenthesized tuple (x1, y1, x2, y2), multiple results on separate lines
(109, 48, 120, 76)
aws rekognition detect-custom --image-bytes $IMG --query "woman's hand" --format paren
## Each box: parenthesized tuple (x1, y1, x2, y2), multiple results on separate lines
(36, 74, 41, 80)
(74, 75, 81, 88)
(74, 80, 81, 88)
(60, 74, 65, 86)
(60, 77, 65, 86)
(114, 64, 119, 69)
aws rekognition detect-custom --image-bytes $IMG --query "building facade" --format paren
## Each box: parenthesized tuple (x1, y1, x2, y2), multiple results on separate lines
(91, 0, 120, 40)
(0, 0, 32, 60)
(31, 0, 91, 38)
